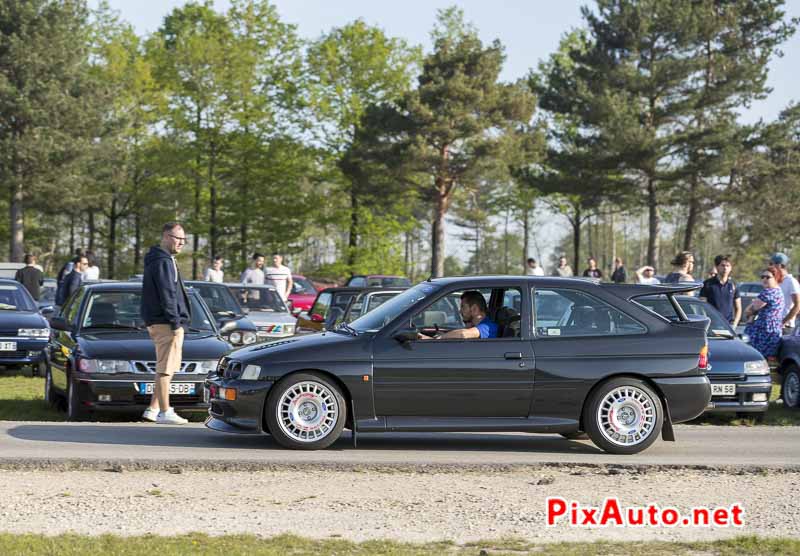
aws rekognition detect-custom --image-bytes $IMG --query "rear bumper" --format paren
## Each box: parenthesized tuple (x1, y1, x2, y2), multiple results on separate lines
(653, 375, 712, 423)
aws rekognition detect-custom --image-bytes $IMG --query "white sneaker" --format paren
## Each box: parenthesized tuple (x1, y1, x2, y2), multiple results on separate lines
(142, 407, 159, 422)
(156, 408, 188, 425)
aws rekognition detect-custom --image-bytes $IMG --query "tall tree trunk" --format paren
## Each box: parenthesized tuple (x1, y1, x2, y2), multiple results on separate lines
(522, 207, 530, 272)
(134, 211, 142, 269)
(572, 204, 581, 275)
(431, 183, 448, 278)
(683, 175, 699, 251)
(192, 108, 202, 280)
(209, 141, 218, 261)
(347, 187, 358, 269)
(108, 200, 117, 279)
(9, 181, 24, 262)
(503, 209, 510, 274)
(69, 214, 76, 256)
(646, 176, 660, 267)
(87, 210, 96, 251)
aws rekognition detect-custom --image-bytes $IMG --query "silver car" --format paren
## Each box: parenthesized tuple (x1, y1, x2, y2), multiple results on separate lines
(226, 283, 296, 340)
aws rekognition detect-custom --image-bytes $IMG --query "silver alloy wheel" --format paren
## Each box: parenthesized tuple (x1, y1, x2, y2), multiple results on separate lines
(786, 372, 800, 407)
(276, 380, 339, 443)
(596, 385, 658, 447)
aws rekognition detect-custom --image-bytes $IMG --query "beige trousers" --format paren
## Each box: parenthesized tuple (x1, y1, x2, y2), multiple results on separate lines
(147, 324, 184, 375)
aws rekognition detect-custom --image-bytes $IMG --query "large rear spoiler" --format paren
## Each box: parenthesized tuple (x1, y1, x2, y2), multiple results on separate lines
(606, 283, 710, 331)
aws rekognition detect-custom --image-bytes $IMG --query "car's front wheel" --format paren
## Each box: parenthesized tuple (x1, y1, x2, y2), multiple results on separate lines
(67, 379, 88, 421)
(44, 366, 60, 406)
(782, 365, 800, 409)
(266, 373, 346, 450)
(584, 377, 663, 455)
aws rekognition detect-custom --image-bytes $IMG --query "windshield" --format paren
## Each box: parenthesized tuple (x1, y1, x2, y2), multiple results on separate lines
(0, 283, 37, 311)
(291, 278, 317, 295)
(349, 282, 441, 332)
(637, 295, 733, 338)
(370, 276, 411, 287)
(188, 283, 242, 316)
(80, 291, 216, 332)
(230, 286, 288, 312)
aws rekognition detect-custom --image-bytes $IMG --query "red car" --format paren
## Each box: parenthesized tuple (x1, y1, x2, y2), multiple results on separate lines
(287, 275, 318, 313)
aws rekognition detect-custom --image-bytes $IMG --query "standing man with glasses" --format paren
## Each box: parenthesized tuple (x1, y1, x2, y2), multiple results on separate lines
(140, 222, 192, 425)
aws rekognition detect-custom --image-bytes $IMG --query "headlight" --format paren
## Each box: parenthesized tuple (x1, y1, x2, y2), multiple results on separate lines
(240, 364, 261, 380)
(744, 360, 770, 375)
(229, 331, 242, 345)
(242, 331, 257, 344)
(18, 328, 49, 338)
(195, 360, 219, 373)
(78, 359, 131, 373)
(284, 324, 295, 335)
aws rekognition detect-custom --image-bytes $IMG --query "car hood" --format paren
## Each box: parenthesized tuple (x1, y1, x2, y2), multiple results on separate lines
(245, 312, 296, 326)
(707, 337, 764, 374)
(0, 311, 49, 332)
(233, 330, 368, 364)
(78, 330, 229, 361)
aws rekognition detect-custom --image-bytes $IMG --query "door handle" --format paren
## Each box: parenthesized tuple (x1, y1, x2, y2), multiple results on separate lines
(504, 352, 523, 360)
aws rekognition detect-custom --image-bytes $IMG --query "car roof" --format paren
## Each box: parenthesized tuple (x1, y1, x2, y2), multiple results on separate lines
(355, 286, 408, 295)
(0, 278, 24, 285)
(320, 286, 368, 294)
(79, 281, 202, 294)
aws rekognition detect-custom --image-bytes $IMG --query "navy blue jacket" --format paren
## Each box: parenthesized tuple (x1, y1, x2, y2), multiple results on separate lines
(141, 246, 191, 329)
(55, 270, 82, 306)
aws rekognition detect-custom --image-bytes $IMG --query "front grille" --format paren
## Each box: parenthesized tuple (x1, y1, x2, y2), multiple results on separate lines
(0, 350, 29, 359)
(133, 394, 203, 405)
(711, 373, 746, 381)
(131, 361, 206, 374)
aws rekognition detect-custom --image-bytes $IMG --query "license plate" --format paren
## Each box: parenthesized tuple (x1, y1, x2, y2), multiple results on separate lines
(138, 382, 196, 395)
(0, 341, 17, 351)
(712, 383, 736, 396)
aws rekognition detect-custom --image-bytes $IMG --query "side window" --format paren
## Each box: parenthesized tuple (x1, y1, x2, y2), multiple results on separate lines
(310, 292, 332, 317)
(411, 292, 465, 329)
(65, 290, 85, 324)
(533, 288, 646, 337)
(349, 277, 366, 287)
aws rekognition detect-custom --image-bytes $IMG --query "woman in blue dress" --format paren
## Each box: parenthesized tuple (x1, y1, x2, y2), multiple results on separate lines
(744, 268, 785, 357)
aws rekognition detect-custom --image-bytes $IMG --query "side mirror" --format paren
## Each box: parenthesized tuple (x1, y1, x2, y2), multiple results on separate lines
(310, 313, 324, 323)
(40, 306, 55, 317)
(50, 316, 69, 332)
(393, 329, 418, 343)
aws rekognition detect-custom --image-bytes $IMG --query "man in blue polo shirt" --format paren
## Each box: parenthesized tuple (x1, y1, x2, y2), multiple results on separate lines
(699, 255, 741, 328)
(420, 290, 498, 340)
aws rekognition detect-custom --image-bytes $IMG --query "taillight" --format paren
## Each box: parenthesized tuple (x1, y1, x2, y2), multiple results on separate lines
(698, 345, 709, 370)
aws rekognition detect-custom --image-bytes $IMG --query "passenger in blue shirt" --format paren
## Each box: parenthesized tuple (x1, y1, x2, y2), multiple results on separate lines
(420, 290, 498, 340)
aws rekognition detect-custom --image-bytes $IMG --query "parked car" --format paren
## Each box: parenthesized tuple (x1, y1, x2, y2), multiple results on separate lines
(205, 278, 712, 455)
(294, 286, 365, 334)
(227, 283, 296, 340)
(776, 334, 800, 409)
(0, 262, 26, 279)
(341, 288, 408, 325)
(345, 275, 411, 288)
(287, 275, 317, 314)
(0, 279, 50, 376)
(185, 281, 258, 348)
(637, 295, 771, 417)
(38, 278, 58, 315)
(46, 281, 230, 420)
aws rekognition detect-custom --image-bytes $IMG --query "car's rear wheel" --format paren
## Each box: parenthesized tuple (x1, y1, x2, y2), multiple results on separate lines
(584, 378, 663, 455)
(67, 379, 88, 421)
(266, 373, 346, 450)
(782, 366, 800, 409)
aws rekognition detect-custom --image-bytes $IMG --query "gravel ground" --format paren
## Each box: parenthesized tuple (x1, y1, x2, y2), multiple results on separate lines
(0, 467, 798, 544)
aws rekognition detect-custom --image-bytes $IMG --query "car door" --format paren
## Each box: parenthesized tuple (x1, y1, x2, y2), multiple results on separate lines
(371, 285, 534, 418)
(49, 289, 85, 391)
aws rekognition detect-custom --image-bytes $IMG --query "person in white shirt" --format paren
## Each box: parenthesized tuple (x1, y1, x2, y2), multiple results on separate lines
(768, 252, 800, 330)
(525, 257, 544, 276)
(240, 253, 266, 285)
(82, 251, 100, 281)
(264, 253, 293, 301)
(635, 265, 660, 285)
(204, 256, 224, 283)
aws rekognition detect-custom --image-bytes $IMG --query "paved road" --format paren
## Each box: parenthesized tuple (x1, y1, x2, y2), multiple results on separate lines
(0, 421, 797, 469)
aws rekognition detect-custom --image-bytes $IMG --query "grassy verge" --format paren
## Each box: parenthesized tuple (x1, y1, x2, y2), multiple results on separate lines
(0, 533, 798, 556)
(0, 370, 204, 422)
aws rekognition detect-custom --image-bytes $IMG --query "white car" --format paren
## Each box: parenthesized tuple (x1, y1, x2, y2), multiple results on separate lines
(226, 283, 296, 340)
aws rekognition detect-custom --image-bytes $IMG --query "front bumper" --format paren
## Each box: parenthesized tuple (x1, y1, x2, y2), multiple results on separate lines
(204, 375, 273, 432)
(653, 375, 712, 423)
(705, 374, 772, 413)
(0, 339, 48, 366)
(71, 373, 209, 412)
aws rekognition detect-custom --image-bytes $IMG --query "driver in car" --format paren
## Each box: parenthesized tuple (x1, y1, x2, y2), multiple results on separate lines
(419, 290, 498, 340)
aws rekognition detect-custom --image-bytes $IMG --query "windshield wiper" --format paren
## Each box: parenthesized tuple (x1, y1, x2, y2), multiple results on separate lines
(188, 326, 214, 334)
(0, 304, 18, 310)
(334, 323, 359, 336)
(82, 324, 143, 331)
(216, 310, 237, 318)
